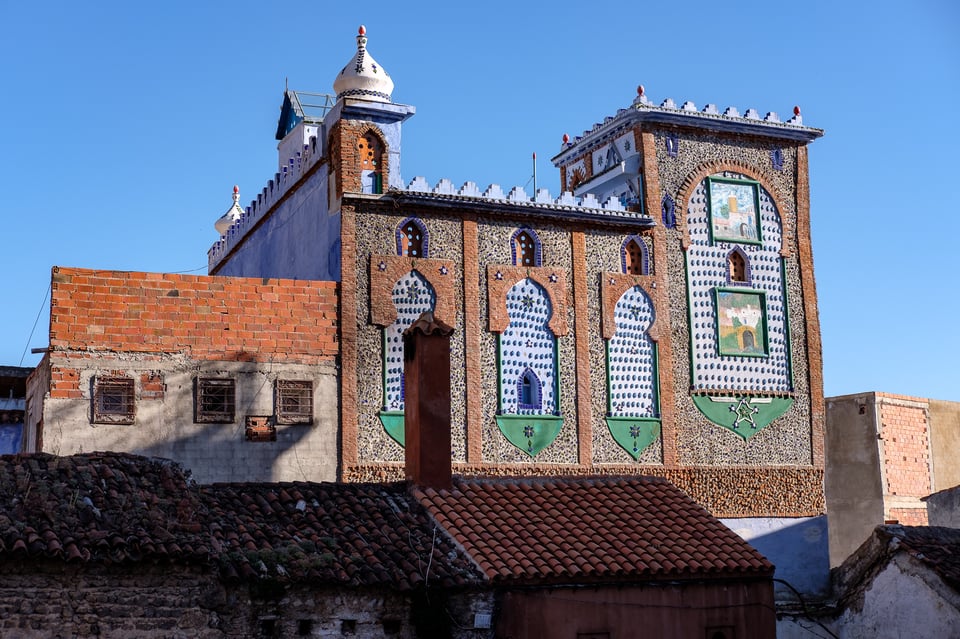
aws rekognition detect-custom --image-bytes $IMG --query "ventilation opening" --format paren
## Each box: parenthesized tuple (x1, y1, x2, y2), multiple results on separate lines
(728, 250, 746, 282)
(625, 239, 645, 275)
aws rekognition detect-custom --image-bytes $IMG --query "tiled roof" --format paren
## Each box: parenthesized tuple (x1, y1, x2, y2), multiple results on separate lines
(200, 481, 482, 589)
(0, 453, 481, 590)
(0, 452, 211, 564)
(414, 476, 773, 584)
(0, 455, 773, 590)
(878, 525, 960, 591)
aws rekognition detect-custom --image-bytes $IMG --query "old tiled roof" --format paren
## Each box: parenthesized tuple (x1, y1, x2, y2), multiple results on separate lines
(200, 481, 482, 589)
(0, 453, 480, 589)
(414, 476, 773, 584)
(878, 525, 960, 590)
(0, 452, 211, 564)
(0, 455, 773, 590)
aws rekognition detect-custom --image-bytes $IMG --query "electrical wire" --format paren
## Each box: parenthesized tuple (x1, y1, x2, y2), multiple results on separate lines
(19, 283, 50, 366)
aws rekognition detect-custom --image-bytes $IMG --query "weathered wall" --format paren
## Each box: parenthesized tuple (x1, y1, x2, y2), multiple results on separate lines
(39, 356, 338, 483)
(32, 268, 341, 483)
(496, 581, 776, 639)
(834, 555, 960, 638)
(825, 393, 885, 567)
(0, 565, 494, 639)
(0, 565, 225, 638)
(929, 398, 960, 491)
(925, 486, 960, 527)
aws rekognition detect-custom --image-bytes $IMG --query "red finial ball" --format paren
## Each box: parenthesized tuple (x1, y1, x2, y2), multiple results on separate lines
(637, 85, 645, 96)
(562, 133, 570, 144)
(359, 25, 366, 35)
(793, 105, 801, 116)
(233, 185, 239, 194)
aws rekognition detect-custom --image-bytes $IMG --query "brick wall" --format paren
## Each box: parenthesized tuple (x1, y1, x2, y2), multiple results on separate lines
(48, 267, 339, 365)
(877, 393, 931, 525)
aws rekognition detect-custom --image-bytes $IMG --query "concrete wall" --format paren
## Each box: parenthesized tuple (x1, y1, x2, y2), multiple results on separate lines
(929, 398, 960, 491)
(925, 486, 960, 527)
(39, 357, 339, 483)
(825, 393, 885, 568)
(834, 554, 960, 638)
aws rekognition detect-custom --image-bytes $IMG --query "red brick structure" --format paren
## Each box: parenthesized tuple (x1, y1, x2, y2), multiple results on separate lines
(24, 268, 341, 484)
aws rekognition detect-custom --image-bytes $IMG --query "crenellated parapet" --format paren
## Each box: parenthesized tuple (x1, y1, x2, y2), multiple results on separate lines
(208, 135, 325, 269)
(553, 87, 823, 168)
(392, 177, 653, 223)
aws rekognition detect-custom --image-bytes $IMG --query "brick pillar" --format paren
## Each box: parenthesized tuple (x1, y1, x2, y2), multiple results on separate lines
(403, 311, 454, 490)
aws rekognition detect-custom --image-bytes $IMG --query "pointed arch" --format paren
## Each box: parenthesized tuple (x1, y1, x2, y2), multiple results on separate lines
(382, 270, 436, 413)
(607, 285, 658, 419)
(517, 367, 543, 411)
(498, 278, 556, 415)
(356, 127, 386, 194)
(621, 235, 650, 275)
(396, 217, 429, 258)
(661, 193, 676, 228)
(511, 227, 542, 267)
(726, 246, 751, 285)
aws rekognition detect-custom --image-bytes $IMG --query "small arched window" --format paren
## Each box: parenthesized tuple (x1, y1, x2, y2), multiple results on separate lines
(512, 228, 541, 267)
(621, 235, 650, 275)
(357, 132, 384, 194)
(726, 246, 750, 285)
(518, 368, 542, 411)
(396, 218, 429, 258)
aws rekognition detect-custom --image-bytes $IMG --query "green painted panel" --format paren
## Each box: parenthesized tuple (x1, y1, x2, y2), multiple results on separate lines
(692, 395, 793, 440)
(605, 417, 661, 460)
(495, 414, 564, 458)
(378, 411, 405, 447)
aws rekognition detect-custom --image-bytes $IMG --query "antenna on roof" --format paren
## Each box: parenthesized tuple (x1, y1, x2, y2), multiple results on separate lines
(532, 152, 537, 195)
(285, 77, 289, 91)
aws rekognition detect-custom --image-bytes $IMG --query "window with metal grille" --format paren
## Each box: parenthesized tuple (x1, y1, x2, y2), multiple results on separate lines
(93, 377, 135, 424)
(195, 378, 235, 423)
(276, 380, 313, 425)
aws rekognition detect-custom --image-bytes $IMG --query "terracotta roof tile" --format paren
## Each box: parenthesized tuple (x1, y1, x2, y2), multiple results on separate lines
(414, 476, 774, 585)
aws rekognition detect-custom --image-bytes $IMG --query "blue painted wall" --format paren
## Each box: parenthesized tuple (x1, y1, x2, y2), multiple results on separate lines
(722, 516, 831, 601)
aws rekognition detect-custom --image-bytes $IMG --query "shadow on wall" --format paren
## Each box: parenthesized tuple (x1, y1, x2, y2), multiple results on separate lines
(723, 515, 831, 602)
(137, 420, 320, 484)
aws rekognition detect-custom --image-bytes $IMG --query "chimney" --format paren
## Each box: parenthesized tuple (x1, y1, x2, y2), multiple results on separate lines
(403, 311, 454, 490)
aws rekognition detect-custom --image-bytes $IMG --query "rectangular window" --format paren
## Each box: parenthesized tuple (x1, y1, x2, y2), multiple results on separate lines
(276, 380, 313, 425)
(196, 378, 236, 423)
(93, 377, 135, 424)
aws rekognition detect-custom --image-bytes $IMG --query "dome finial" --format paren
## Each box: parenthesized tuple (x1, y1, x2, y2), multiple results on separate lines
(333, 25, 395, 103)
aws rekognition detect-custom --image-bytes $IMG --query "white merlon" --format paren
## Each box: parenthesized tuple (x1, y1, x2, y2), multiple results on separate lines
(723, 106, 741, 117)
(703, 104, 719, 115)
(744, 108, 761, 120)
(764, 112, 780, 123)
(399, 177, 643, 217)
(661, 98, 677, 109)
(681, 101, 697, 112)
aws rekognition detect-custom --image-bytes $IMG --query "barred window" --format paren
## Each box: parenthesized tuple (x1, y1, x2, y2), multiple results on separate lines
(276, 380, 313, 425)
(93, 377, 135, 424)
(196, 378, 235, 423)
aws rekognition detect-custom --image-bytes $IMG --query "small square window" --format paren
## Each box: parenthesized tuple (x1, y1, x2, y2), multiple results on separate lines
(93, 377, 135, 424)
(196, 378, 236, 423)
(276, 380, 313, 425)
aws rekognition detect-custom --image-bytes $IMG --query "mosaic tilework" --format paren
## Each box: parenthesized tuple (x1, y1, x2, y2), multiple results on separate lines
(383, 271, 436, 411)
(499, 279, 556, 415)
(686, 174, 790, 393)
(655, 132, 812, 466)
(477, 219, 578, 465)
(584, 230, 662, 465)
(608, 286, 657, 418)
(354, 210, 467, 464)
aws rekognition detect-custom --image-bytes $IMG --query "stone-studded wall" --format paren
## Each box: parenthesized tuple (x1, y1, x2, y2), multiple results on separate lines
(351, 204, 466, 464)
(652, 129, 818, 467)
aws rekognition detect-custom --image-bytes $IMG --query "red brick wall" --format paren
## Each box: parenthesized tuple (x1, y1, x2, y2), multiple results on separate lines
(48, 267, 339, 365)
(878, 393, 931, 525)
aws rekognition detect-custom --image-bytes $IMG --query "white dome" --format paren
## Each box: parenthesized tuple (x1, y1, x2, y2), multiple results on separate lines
(215, 185, 244, 236)
(332, 25, 394, 103)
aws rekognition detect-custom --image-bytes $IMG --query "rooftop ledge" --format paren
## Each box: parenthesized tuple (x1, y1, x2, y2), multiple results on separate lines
(552, 95, 824, 165)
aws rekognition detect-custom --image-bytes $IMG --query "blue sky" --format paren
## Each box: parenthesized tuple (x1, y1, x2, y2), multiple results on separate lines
(1, 1, 957, 400)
